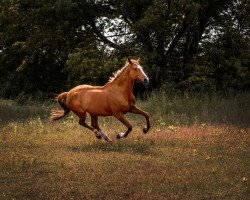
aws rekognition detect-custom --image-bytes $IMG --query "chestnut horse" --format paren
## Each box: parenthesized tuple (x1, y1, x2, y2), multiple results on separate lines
(50, 58, 150, 142)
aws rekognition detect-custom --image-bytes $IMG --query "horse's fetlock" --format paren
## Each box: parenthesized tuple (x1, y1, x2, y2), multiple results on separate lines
(79, 121, 86, 127)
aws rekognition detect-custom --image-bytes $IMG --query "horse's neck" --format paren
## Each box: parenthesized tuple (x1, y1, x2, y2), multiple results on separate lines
(108, 68, 134, 99)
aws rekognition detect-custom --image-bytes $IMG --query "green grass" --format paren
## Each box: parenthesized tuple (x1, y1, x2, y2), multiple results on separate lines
(140, 91, 250, 126)
(0, 92, 249, 199)
(0, 99, 52, 124)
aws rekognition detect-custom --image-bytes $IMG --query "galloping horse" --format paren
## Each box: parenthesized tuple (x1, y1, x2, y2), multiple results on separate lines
(50, 58, 151, 142)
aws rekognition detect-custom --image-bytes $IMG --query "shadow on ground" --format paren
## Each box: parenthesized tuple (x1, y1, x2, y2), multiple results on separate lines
(68, 139, 156, 156)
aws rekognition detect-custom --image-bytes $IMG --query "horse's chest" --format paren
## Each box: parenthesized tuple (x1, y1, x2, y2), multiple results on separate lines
(109, 99, 130, 114)
(108, 92, 134, 114)
(120, 103, 131, 113)
(119, 100, 134, 113)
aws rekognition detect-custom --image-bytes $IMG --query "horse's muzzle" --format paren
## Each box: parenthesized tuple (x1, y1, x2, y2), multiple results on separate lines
(143, 77, 149, 86)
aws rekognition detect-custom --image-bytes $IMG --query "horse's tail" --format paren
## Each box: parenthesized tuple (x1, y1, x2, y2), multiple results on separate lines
(50, 92, 70, 121)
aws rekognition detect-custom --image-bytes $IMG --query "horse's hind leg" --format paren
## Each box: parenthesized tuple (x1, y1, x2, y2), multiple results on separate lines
(79, 113, 112, 142)
(90, 115, 101, 139)
(90, 115, 101, 131)
(79, 112, 95, 131)
(90, 115, 112, 142)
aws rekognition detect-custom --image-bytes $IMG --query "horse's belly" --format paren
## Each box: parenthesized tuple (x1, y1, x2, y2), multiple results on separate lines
(86, 103, 112, 116)
(84, 91, 112, 116)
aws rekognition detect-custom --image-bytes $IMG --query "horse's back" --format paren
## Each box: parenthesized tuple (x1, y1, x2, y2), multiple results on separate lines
(70, 84, 100, 91)
(66, 84, 111, 116)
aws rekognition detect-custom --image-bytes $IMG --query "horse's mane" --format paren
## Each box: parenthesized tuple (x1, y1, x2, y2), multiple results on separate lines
(108, 61, 129, 82)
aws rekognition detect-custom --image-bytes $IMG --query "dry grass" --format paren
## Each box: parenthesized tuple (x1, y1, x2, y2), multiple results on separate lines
(0, 116, 249, 200)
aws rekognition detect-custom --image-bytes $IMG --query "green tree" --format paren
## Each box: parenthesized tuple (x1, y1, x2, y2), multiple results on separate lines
(0, 0, 249, 99)
(0, 0, 89, 98)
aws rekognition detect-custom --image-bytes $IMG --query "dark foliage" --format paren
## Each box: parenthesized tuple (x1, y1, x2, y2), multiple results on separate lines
(0, 0, 249, 99)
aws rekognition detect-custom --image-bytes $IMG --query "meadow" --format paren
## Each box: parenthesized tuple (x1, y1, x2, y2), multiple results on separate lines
(0, 92, 249, 199)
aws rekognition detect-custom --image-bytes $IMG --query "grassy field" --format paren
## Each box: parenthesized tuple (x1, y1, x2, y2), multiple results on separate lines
(0, 93, 249, 199)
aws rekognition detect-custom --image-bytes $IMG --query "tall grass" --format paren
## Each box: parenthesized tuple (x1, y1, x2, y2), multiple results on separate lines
(0, 91, 249, 126)
(139, 91, 250, 126)
(0, 99, 52, 124)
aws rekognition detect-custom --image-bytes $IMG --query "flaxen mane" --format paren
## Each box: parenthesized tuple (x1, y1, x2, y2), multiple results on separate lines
(108, 61, 130, 82)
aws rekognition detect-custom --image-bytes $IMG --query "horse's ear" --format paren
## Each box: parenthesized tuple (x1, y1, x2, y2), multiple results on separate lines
(127, 58, 133, 65)
(137, 58, 140, 62)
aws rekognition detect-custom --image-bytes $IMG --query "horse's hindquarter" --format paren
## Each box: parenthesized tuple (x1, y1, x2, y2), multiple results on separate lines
(67, 85, 112, 116)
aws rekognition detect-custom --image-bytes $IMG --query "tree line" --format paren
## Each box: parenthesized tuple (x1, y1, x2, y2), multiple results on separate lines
(0, 0, 249, 99)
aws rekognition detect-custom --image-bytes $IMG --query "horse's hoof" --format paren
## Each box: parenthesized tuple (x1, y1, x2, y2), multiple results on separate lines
(143, 127, 148, 133)
(95, 133, 102, 139)
(98, 131, 112, 142)
(117, 133, 125, 139)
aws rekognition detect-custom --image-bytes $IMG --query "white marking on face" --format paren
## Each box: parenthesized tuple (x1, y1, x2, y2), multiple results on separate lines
(137, 65, 149, 80)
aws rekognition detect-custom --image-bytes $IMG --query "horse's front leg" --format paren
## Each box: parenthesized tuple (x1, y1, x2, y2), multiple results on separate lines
(114, 113, 132, 139)
(129, 105, 151, 133)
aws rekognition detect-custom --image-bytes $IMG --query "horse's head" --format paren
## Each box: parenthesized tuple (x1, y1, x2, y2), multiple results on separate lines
(127, 58, 149, 86)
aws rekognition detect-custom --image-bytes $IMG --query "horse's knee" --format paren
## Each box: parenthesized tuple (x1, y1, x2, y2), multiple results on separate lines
(144, 112, 149, 119)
